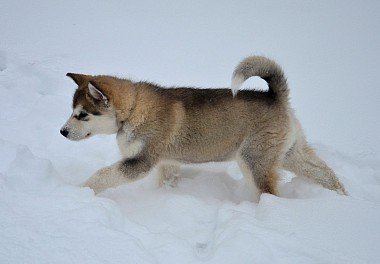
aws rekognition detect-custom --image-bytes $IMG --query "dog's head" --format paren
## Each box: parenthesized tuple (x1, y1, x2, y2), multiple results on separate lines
(60, 73, 119, 141)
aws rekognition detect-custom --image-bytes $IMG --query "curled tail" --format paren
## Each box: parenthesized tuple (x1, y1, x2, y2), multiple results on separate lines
(231, 56, 289, 102)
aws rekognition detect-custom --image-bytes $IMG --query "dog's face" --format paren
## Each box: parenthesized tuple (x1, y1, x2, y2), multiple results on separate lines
(60, 73, 118, 141)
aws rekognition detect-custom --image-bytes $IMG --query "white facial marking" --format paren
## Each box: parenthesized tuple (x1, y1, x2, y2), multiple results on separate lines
(60, 105, 118, 141)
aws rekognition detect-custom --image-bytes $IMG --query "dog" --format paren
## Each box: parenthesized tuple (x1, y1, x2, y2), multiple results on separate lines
(60, 56, 346, 196)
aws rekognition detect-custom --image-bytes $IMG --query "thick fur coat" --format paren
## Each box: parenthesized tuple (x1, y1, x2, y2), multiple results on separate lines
(61, 56, 346, 196)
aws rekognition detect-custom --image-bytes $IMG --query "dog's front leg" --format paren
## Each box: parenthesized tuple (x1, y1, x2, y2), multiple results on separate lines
(82, 156, 156, 194)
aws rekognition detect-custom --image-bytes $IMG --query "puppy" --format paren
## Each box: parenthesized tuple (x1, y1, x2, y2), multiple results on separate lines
(61, 56, 346, 196)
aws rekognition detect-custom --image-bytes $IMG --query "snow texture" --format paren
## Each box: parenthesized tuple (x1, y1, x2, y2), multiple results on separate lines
(1, 1, 379, 263)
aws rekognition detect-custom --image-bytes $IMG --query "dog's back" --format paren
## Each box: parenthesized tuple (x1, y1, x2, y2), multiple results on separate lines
(143, 56, 290, 164)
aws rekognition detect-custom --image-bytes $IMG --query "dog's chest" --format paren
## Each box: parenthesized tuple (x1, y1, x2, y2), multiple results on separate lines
(116, 126, 143, 159)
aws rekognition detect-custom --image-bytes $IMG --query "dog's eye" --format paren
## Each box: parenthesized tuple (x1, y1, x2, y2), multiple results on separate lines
(78, 112, 88, 119)
(75, 112, 88, 120)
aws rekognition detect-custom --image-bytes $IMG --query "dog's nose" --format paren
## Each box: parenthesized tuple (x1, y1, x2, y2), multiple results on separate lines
(60, 129, 69, 137)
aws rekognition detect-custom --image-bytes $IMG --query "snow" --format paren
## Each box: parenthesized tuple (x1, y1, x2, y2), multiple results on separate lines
(1, 1, 380, 263)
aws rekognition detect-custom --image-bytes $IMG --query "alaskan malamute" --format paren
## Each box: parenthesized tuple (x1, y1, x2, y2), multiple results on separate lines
(61, 56, 346, 196)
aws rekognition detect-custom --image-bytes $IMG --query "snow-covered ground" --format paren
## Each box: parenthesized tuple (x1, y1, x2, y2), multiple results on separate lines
(1, 1, 379, 263)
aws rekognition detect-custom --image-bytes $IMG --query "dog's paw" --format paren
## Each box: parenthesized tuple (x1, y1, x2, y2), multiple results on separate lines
(160, 175, 180, 189)
(80, 167, 113, 194)
(81, 180, 102, 195)
(158, 164, 180, 188)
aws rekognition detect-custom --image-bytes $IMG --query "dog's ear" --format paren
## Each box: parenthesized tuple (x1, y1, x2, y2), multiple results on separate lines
(88, 81, 108, 103)
(66, 73, 91, 86)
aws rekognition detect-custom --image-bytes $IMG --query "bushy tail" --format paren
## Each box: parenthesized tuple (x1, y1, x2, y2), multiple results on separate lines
(231, 56, 289, 102)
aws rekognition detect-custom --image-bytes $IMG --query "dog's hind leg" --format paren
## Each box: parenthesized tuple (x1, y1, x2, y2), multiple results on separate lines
(237, 141, 283, 196)
(282, 140, 347, 195)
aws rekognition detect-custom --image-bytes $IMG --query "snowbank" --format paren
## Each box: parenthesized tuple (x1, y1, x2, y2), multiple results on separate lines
(1, 138, 379, 263)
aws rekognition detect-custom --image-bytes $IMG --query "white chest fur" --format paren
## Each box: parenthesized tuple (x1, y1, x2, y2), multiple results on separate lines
(116, 125, 144, 159)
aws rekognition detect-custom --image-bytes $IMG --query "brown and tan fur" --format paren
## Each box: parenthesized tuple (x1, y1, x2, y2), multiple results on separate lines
(60, 56, 346, 196)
